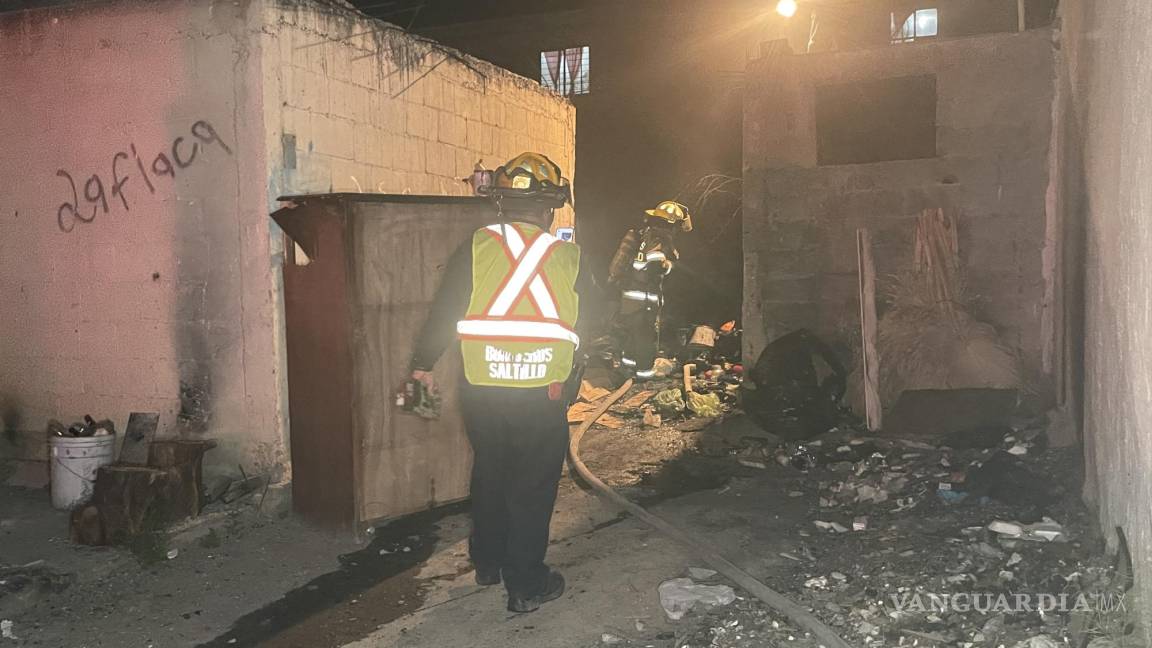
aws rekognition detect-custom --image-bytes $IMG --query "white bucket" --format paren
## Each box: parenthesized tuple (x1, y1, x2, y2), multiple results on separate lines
(50, 434, 116, 510)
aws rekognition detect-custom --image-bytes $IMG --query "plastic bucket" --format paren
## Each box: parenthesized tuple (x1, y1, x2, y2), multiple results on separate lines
(50, 434, 116, 510)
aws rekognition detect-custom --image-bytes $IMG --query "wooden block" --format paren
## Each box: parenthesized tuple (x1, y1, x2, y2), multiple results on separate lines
(622, 390, 656, 409)
(148, 440, 216, 517)
(578, 381, 611, 403)
(118, 413, 159, 465)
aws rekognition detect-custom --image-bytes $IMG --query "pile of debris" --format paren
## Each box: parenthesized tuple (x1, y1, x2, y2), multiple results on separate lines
(678, 423, 1134, 648)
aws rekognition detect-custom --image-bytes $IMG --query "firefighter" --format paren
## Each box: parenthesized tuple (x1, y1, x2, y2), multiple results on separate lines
(606, 200, 692, 378)
(409, 153, 600, 613)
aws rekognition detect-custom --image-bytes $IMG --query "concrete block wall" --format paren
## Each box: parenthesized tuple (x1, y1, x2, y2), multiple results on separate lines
(260, 0, 577, 227)
(0, 0, 575, 479)
(743, 30, 1058, 390)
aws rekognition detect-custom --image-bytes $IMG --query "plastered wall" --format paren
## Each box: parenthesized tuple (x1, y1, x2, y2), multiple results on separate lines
(0, 0, 575, 479)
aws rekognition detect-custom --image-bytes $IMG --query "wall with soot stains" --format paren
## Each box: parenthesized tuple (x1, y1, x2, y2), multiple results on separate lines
(0, 0, 575, 482)
(0, 0, 279, 478)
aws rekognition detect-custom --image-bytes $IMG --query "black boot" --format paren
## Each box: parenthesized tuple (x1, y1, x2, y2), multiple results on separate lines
(475, 566, 502, 586)
(507, 570, 565, 613)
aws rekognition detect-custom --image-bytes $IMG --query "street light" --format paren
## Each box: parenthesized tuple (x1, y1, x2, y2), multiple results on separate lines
(775, 0, 798, 17)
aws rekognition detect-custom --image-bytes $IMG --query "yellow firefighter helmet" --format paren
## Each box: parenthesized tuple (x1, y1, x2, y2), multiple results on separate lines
(490, 152, 571, 206)
(645, 200, 693, 232)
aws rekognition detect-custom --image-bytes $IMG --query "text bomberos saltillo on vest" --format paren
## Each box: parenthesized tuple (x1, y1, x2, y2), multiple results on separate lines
(485, 345, 554, 381)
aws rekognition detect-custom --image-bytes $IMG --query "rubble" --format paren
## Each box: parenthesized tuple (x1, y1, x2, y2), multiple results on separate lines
(644, 411, 1134, 648)
(685, 391, 722, 418)
(652, 389, 687, 417)
(988, 518, 1067, 542)
(657, 577, 737, 621)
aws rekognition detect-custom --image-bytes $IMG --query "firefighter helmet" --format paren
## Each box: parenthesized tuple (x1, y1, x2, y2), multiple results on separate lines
(645, 200, 693, 232)
(490, 152, 571, 207)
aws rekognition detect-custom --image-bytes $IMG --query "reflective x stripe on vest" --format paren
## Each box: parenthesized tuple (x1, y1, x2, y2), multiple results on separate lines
(456, 223, 581, 388)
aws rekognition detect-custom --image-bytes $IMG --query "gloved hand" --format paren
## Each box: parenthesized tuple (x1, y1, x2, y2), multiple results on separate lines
(411, 370, 435, 392)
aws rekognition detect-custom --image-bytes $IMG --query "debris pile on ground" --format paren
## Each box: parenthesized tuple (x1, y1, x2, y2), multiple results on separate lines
(689, 421, 1137, 648)
(576, 391, 1138, 648)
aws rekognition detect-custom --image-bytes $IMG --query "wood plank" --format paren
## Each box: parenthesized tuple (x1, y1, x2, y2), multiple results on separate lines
(280, 203, 357, 533)
(118, 412, 159, 465)
(857, 228, 882, 431)
(351, 202, 486, 525)
(622, 390, 656, 409)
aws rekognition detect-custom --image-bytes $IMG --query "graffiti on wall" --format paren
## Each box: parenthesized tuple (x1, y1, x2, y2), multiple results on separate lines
(55, 120, 233, 233)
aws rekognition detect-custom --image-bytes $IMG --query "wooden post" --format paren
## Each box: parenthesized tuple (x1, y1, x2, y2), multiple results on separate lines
(1017, 0, 1026, 31)
(857, 229, 882, 431)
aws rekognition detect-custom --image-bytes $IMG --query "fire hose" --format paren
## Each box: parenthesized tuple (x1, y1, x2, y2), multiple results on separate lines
(568, 379, 853, 648)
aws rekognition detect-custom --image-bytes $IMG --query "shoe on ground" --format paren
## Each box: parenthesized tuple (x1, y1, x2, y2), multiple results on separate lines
(507, 570, 565, 613)
(475, 566, 501, 586)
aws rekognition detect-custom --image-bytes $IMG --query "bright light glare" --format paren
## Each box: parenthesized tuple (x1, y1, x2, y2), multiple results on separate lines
(776, 0, 798, 18)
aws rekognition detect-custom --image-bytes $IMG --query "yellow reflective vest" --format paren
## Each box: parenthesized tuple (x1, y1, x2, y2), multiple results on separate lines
(456, 223, 581, 388)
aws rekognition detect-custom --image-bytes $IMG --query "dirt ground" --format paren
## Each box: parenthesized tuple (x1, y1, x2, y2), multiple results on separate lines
(1, 378, 1141, 648)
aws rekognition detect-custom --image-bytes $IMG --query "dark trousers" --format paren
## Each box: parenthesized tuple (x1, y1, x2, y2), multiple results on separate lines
(611, 300, 659, 370)
(460, 385, 569, 597)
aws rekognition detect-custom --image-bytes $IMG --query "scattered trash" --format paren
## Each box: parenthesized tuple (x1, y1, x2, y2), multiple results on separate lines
(688, 567, 718, 580)
(652, 389, 686, 417)
(651, 357, 678, 378)
(166, 549, 179, 560)
(657, 578, 736, 620)
(972, 542, 1006, 559)
(685, 391, 722, 418)
(743, 329, 847, 441)
(642, 406, 663, 428)
(1011, 636, 1061, 648)
(852, 516, 868, 531)
(774, 444, 817, 471)
(49, 414, 116, 438)
(965, 451, 1061, 506)
(936, 487, 969, 504)
(622, 390, 657, 408)
(1, 620, 15, 640)
(988, 518, 1066, 542)
(601, 633, 625, 644)
(813, 520, 848, 533)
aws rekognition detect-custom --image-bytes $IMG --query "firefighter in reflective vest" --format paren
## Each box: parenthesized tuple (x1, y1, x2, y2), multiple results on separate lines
(409, 153, 601, 614)
(606, 200, 692, 378)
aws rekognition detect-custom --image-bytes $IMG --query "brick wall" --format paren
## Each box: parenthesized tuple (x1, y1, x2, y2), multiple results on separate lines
(743, 30, 1058, 393)
(0, 0, 575, 479)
